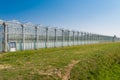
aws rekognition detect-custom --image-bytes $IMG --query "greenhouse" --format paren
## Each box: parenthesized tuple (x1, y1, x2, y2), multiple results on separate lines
(0, 20, 119, 52)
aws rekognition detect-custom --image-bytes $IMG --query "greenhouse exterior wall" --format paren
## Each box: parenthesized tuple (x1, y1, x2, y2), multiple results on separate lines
(0, 20, 120, 52)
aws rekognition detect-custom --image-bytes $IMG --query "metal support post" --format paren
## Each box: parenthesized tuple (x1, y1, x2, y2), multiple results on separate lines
(73, 31, 75, 45)
(84, 32, 86, 44)
(81, 32, 83, 45)
(62, 29, 64, 47)
(77, 31, 79, 45)
(35, 26, 38, 49)
(90, 33, 92, 43)
(86, 33, 88, 44)
(45, 27, 49, 48)
(21, 24, 25, 50)
(88, 33, 89, 44)
(3, 22, 8, 52)
(113, 35, 116, 42)
(83, 32, 85, 44)
(54, 28, 57, 48)
(68, 30, 70, 46)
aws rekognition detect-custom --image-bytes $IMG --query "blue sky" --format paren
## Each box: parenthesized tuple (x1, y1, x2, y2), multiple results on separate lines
(0, 0, 120, 37)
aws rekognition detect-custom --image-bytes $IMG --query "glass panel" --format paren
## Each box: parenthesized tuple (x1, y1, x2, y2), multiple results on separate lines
(7, 23, 22, 42)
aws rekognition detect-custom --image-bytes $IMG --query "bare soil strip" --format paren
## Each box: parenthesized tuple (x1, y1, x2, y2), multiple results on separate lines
(0, 64, 12, 70)
(62, 60, 79, 80)
(32, 60, 79, 80)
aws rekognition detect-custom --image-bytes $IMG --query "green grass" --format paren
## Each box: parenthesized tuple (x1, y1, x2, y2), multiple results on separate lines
(0, 43, 120, 80)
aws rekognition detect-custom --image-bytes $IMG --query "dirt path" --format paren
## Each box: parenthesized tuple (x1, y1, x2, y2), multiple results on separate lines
(62, 60, 79, 80)
(30, 60, 79, 80)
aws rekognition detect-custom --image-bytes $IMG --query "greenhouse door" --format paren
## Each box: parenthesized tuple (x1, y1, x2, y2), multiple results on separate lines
(0, 25, 4, 52)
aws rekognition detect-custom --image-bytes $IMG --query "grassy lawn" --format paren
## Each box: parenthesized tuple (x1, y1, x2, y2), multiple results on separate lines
(0, 42, 120, 80)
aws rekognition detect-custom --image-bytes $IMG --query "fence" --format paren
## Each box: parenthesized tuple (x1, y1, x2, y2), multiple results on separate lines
(0, 20, 120, 52)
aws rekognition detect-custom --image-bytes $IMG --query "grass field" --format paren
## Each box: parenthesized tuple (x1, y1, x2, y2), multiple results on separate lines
(0, 42, 120, 80)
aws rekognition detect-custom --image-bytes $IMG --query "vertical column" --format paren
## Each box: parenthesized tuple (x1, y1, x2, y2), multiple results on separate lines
(87, 33, 89, 44)
(103, 36, 104, 42)
(88, 33, 90, 44)
(81, 32, 83, 45)
(93, 34, 95, 43)
(89, 33, 92, 44)
(62, 29, 64, 47)
(86, 32, 88, 44)
(98, 35, 100, 43)
(98, 35, 99, 43)
(84, 32, 86, 44)
(21, 24, 25, 50)
(96, 34, 98, 43)
(92, 34, 94, 43)
(91, 33, 93, 43)
(101, 35, 103, 42)
(94, 34, 95, 43)
(35, 26, 38, 49)
(45, 27, 49, 48)
(68, 30, 70, 46)
(54, 28, 57, 48)
(83, 32, 85, 44)
(95, 34, 97, 43)
(3, 22, 8, 52)
(73, 31, 75, 45)
(86, 33, 88, 44)
(92, 34, 93, 43)
(113, 35, 116, 42)
(102, 35, 103, 42)
(77, 31, 79, 45)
